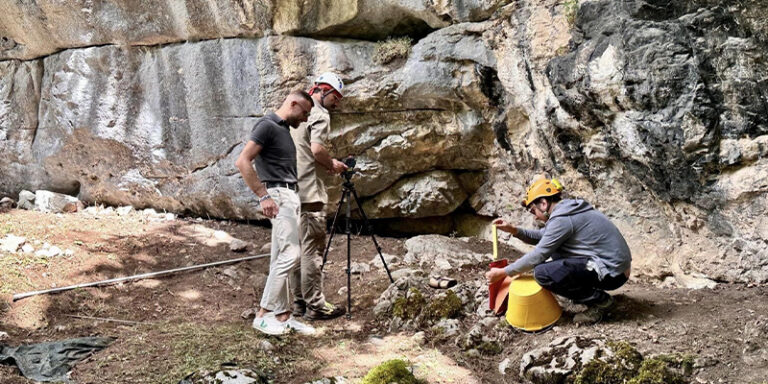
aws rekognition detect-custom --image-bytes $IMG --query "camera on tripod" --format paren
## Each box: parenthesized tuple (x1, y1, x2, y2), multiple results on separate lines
(322, 154, 394, 319)
(341, 156, 357, 181)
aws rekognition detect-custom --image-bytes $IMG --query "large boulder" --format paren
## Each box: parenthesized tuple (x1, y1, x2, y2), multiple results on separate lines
(403, 235, 491, 273)
(33, 190, 83, 213)
(361, 170, 469, 218)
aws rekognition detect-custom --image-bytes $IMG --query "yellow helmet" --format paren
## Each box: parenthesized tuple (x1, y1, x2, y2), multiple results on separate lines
(521, 178, 563, 207)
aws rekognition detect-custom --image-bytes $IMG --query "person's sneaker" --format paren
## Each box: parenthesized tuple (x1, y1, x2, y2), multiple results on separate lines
(252, 313, 288, 335)
(292, 300, 306, 317)
(305, 302, 346, 321)
(573, 295, 614, 325)
(285, 316, 316, 335)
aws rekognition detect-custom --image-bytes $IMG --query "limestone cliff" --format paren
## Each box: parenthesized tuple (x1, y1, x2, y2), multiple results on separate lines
(1, 0, 766, 283)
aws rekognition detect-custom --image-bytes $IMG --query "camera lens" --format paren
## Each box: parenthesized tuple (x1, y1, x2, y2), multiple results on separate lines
(343, 156, 356, 168)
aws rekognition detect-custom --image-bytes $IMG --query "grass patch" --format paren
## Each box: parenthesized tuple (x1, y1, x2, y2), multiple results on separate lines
(0, 254, 40, 294)
(564, 0, 579, 26)
(373, 37, 412, 65)
(98, 322, 295, 384)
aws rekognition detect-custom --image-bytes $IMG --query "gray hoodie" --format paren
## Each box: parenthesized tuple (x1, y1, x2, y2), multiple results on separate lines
(503, 199, 632, 280)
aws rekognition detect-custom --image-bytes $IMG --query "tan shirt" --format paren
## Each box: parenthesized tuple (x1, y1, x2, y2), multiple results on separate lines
(291, 98, 331, 205)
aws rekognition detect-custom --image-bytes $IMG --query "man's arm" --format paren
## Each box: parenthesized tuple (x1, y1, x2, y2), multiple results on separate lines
(235, 141, 278, 218)
(504, 218, 572, 275)
(311, 143, 347, 174)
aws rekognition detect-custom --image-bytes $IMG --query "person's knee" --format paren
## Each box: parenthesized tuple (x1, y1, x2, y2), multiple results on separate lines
(533, 264, 554, 287)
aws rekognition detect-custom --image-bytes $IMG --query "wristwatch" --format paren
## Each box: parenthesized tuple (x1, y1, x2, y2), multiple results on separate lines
(258, 194, 272, 202)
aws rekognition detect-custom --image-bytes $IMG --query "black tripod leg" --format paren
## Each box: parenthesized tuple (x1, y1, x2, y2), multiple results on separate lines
(344, 188, 352, 319)
(349, 188, 395, 283)
(321, 190, 346, 272)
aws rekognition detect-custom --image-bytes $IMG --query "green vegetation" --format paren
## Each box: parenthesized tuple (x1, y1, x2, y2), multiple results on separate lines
(575, 341, 643, 384)
(373, 37, 412, 65)
(393, 288, 427, 320)
(564, 0, 579, 26)
(101, 322, 292, 384)
(574, 342, 693, 384)
(393, 288, 464, 325)
(0, 253, 40, 294)
(361, 359, 426, 384)
(477, 341, 503, 355)
(424, 290, 463, 321)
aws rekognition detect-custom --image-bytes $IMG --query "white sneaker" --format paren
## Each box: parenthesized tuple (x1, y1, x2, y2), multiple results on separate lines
(286, 316, 316, 335)
(252, 313, 288, 335)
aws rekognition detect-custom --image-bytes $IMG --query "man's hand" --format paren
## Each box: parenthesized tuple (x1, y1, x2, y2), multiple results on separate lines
(328, 158, 348, 175)
(485, 267, 509, 285)
(260, 198, 279, 218)
(492, 218, 518, 235)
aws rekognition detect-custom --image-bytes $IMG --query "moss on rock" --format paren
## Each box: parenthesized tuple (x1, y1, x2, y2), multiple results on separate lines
(392, 288, 426, 320)
(573, 341, 693, 384)
(425, 290, 463, 321)
(574, 341, 643, 384)
(627, 354, 694, 384)
(361, 359, 426, 384)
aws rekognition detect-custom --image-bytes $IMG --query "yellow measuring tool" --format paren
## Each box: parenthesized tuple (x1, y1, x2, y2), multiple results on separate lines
(492, 224, 498, 260)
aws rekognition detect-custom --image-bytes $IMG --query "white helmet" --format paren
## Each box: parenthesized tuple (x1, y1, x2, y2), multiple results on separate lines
(314, 72, 344, 96)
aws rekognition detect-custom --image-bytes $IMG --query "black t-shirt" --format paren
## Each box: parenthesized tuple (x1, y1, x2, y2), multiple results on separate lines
(248, 112, 297, 183)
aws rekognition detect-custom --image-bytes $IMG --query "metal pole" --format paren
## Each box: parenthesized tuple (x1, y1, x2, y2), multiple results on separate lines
(12, 253, 270, 302)
(345, 186, 352, 319)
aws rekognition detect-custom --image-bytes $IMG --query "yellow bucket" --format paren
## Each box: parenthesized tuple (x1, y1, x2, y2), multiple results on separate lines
(505, 275, 562, 332)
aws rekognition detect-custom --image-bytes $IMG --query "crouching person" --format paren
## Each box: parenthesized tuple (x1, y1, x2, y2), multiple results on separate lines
(485, 178, 632, 324)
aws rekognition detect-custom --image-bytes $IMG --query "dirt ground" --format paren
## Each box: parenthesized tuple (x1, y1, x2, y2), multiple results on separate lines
(1, 209, 766, 384)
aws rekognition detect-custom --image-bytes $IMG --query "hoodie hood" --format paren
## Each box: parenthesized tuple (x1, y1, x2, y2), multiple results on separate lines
(550, 199, 593, 219)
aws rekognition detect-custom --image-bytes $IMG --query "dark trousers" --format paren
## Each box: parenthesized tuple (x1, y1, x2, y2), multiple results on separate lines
(533, 257, 628, 306)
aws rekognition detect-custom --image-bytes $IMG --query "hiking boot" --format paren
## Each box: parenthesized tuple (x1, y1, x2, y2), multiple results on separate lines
(292, 300, 306, 317)
(573, 295, 614, 325)
(252, 313, 288, 336)
(286, 316, 316, 336)
(305, 302, 346, 321)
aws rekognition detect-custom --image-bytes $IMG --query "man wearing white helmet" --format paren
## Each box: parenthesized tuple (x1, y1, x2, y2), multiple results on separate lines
(289, 72, 349, 320)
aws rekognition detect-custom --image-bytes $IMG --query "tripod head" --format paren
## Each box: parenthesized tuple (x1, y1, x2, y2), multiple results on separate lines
(341, 156, 358, 182)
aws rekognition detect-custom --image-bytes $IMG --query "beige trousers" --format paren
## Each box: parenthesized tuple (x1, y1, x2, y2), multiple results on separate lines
(290, 211, 328, 310)
(259, 188, 301, 314)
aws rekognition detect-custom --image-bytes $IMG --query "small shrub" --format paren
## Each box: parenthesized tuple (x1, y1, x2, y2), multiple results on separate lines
(564, 0, 579, 26)
(373, 37, 412, 65)
(361, 359, 426, 384)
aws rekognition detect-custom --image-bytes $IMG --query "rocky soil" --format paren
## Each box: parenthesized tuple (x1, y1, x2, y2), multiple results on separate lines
(1, 208, 766, 383)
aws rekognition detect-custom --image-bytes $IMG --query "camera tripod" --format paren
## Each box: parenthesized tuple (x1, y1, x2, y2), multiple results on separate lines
(321, 169, 394, 319)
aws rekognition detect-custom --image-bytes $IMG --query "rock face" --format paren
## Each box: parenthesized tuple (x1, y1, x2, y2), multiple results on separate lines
(2, 0, 768, 283)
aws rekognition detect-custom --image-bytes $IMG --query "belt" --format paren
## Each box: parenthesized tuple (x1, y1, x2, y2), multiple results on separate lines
(301, 202, 325, 212)
(264, 181, 298, 191)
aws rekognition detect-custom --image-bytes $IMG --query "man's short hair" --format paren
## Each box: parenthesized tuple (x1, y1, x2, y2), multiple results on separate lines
(289, 89, 313, 105)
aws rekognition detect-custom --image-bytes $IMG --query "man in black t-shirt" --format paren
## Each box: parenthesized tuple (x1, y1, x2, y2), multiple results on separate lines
(235, 90, 317, 336)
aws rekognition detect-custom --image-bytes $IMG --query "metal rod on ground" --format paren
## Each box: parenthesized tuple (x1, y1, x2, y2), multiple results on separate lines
(66, 314, 146, 325)
(12, 253, 270, 302)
